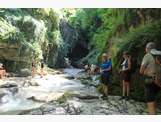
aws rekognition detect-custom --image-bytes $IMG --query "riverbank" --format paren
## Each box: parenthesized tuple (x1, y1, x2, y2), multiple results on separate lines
(0, 68, 160, 115)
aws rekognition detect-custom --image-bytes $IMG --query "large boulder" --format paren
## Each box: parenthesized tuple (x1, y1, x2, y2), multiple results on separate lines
(0, 80, 18, 95)
(19, 68, 31, 77)
(0, 80, 18, 88)
(27, 92, 64, 103)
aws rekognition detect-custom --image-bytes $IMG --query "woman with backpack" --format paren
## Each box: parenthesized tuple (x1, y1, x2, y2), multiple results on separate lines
(40, 59, 45, 78)
(119, 51, 132, 100)
(31, 62, 36, 78)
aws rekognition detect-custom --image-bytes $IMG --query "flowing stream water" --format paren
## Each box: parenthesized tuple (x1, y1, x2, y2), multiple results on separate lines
(0, 68, 156, 115)
(0, 68, 88, 114)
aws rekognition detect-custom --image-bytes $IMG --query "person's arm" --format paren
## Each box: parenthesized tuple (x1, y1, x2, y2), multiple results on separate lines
(103, 66, 112, 72)
(155, 73, 161, 88)
(140, 65, 146, 74)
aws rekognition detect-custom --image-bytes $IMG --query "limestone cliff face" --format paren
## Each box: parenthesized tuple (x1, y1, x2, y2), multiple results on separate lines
(0, 9, 89, 71)
(66, 9, 161, 101)
(59, 19, 89, 67)
(0, 11, 46, 71)
(0, 9, 67, 72)
(0, 18, 19, 61)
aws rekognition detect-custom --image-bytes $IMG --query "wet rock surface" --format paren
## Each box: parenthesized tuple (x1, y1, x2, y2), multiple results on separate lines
(20, 95, 149, 115)
(0, 80, 18, 88)
(0, 68, 160, 115)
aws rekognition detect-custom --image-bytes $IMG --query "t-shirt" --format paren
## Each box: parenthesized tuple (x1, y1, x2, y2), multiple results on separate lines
(101, 60, 112, 73)
(141, 53, 158, 77)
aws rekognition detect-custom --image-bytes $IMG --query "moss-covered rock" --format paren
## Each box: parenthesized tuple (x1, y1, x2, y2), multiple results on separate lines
(0, 9, 69, 72)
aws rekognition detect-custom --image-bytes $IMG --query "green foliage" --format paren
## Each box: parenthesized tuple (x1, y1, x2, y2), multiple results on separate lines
(0, 17, 18, 41)
(0, 8, 66, 71)
(113, 21, 161, 67)
(67, 8, 161, 101)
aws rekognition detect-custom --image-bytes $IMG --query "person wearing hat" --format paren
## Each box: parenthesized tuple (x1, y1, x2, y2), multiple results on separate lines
(0, 63, 6, 79)
(99, 53, 112, 99)
(140, 42, 161, 115)
(84, 64, 90, 75)
(31, 61, 36, 78)
(40, 59, 45, 78)
(119, 51, 132, 100)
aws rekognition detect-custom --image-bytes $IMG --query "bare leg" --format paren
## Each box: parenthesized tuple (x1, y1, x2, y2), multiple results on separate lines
(41, 68, 44, 78)
(104, 85, 108, 96)
(122, 80, 125, 97)
(2, 70, 5, 78)
(147, 102, 156, 115)
(102, 84, 106, 96)
(0, 70, 3, 79)
(32, 68, 35, 78)
(98, 83, 104, 94)
(125, 82, 130, 97)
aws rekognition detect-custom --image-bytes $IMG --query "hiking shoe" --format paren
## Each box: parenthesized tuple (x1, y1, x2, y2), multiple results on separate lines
(102, 96, 108, 100)
(101, 95, 108, 100)
(119, 96, 125, 100)
(125, 96, 129, 101)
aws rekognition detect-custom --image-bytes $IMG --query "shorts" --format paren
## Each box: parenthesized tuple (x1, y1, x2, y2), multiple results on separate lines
(121, 70, 131, 82)
(101, 72, 109, 85)
(145, 82, 161, 102)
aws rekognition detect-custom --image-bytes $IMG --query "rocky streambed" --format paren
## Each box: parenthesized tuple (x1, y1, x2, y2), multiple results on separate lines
(0, 68, 159, 115)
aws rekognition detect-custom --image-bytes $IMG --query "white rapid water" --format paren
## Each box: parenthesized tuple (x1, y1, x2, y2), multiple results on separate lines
(0, 68, 153, 115)
(0, 68, 85, 115)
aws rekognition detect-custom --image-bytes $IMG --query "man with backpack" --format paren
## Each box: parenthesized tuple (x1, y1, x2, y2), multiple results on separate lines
(140, 42, 161, 115)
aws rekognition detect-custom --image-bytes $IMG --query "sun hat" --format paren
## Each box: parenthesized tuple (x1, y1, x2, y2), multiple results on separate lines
(150, 49, 161, 55)
(146, 42, 156, 50)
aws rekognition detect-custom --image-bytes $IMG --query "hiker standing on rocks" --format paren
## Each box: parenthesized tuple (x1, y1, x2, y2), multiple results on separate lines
(0, 63, 6, 79)
(84, 64, 91, 76)
(40, 59, 45, 78)
(100, 53, 112, 99)
(140, 42, 161, 115)
(31, 62, 36, 78)
(119, 51, 132, 100)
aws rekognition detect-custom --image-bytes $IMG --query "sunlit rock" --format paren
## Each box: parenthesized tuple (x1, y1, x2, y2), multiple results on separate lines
(0, 80, 18, 88)
(27, 92, 64, 103)
(19, 68, 31, 77)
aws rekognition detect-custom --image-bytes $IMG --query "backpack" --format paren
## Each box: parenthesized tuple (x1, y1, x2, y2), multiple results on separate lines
(150, 49, 161, 65)
(150, 49, 161, 86)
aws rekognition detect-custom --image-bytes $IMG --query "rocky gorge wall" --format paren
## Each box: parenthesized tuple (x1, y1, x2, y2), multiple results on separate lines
(0, 9, 89, 72)
(1, 8, 161, 102)
(67, 8, 161, 102)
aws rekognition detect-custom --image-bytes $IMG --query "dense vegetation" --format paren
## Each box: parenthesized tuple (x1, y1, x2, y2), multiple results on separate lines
(0, 8, 161, 101)
(67, 8, 161, 101)
(0, 9, 63, 71)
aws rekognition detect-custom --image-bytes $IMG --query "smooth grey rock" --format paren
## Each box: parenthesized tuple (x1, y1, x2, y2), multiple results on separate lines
(0, 80, 18, 88)
(19, 69, 31, 77)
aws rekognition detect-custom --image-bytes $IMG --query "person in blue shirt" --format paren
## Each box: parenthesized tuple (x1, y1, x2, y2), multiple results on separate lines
(100, 53, 112, 98)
